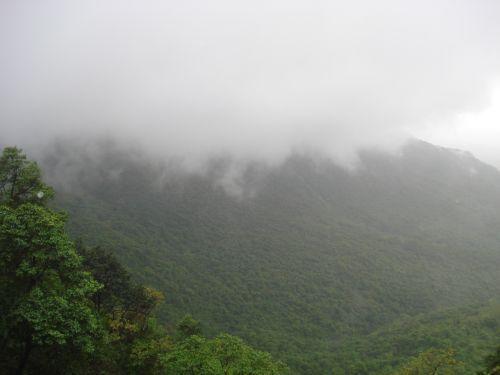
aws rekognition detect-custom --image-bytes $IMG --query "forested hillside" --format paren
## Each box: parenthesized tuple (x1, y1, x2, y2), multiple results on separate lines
(332, 301, 500, 374)
(39, 139, 500, 373)
(0, 147, 287, 374)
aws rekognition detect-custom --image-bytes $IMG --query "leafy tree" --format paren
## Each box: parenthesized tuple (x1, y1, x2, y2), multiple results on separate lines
(78, 245, 165, 334)
(162, 333, 288, 374)
(0, 147, 100, 373)
(0, 147, 53, 207)
(77, 243, 168, 373)
(128, 324, 172, 374)
(478, 346, 500, 375)
(0, 204, 101, 374)
(77, 245, 134, 313)
(176, 314, 202, 340)
(395, 348, 463, 375)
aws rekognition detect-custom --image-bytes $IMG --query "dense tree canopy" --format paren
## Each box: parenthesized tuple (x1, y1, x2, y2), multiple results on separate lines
(48, 140, 500, 373)
(478, 345, 500, 375)
(395, 349, 462, 375)
(162, 334, 288, 374)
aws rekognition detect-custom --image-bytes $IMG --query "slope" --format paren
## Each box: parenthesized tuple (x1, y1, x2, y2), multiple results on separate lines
(39, 139, 500, 373)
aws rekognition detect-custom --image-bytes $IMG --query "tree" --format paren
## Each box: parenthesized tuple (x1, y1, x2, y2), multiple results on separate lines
(176, 314, 202, 340)
(77, 243, 167, 373)
(162, 333, 288, 374)
(395, 348, 463, 375)
(0, 147, 53, 208)
(77, 245, 133, 313)
(478, 346, 500, 375)
(0, 204, 101, 374)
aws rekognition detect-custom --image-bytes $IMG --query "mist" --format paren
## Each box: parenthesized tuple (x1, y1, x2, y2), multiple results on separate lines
(1, 0, 500, 168)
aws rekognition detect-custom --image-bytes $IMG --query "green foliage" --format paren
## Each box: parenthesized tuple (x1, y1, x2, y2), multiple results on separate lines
(331, 301, 500, 374)
(0, 146, 285, 374)
(394, 348, 462, 374)
(478, 345, 500, 375)
(162, 333, 288, 374)
(49, 141, 500, 373)
(77, 244, 133, 313)
(73, 244, 168, 373)
(0, 146, 53, 207)
(176, 314, 202, 340)
(128, 333, 173, 374)
(73, 243, 286, 374)
(0, 203, 101, 373)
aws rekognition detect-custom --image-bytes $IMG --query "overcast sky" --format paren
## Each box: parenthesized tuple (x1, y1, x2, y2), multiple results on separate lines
(1, 0, 499, 168)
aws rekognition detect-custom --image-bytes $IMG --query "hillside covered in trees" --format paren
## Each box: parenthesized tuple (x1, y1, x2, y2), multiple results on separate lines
(0, 147, 286, 374)
(25, 139, 499, 373)
(2, 0, 500, 373)
(1, 144, 499, 373)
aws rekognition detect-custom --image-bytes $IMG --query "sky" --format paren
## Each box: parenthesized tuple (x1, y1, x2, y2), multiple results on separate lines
(417, 87, 500, 167)
(1, 0, 499, 168)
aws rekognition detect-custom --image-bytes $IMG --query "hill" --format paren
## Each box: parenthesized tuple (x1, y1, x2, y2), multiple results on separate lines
(39, 139, 500, 373)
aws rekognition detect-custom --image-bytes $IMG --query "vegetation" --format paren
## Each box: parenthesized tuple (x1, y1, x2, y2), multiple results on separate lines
(478, 345, 500, 375)
(330, 301, 500, 373)
(393, 344, 500, 375)
(1, 144, 499, 373)
(44, 140, 500, 373)
(0, 147, 286, 374)
(162, 334, 287, 374)
(0, 195, 100, 373)
(394, 348, 463, 374)
(0, 146, 53, 207)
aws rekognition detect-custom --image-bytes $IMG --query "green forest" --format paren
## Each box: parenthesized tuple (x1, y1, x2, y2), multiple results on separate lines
(0, 147, 286, 374)
(1, 145, 499, 374)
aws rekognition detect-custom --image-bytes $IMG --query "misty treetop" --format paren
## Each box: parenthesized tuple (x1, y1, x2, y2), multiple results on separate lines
(0, 147, 54, 207)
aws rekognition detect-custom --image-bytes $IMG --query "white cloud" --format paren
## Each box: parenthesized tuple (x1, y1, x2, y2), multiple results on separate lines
(418, 86, 500, 168)
(1, 0, 499, 167)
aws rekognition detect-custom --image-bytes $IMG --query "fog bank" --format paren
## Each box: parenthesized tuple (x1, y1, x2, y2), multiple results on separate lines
(1, 0, 499, 168)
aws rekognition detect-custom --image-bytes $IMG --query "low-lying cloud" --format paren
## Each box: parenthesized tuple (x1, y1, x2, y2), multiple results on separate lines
(1, 0, 499, 168)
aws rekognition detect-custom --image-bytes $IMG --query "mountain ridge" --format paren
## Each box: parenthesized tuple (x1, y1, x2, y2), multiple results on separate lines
(36, 138, 500, 373)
